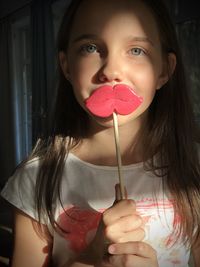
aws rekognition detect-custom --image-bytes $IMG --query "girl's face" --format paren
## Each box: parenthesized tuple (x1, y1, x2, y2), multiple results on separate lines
(60, 0, 172, 128)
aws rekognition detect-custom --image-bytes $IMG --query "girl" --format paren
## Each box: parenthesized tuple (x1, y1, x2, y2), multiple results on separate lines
(1, 0, 200, 266)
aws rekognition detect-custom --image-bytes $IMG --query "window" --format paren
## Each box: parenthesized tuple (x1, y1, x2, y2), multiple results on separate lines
(11, 12, 32, 163)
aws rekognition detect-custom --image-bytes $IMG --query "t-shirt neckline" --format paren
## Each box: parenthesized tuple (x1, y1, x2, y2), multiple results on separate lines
(68, 152, 144, 171)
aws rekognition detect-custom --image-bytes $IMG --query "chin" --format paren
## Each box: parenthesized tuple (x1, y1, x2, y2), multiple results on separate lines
(90, 114, 114, 128)
(89, 112, 136, 129)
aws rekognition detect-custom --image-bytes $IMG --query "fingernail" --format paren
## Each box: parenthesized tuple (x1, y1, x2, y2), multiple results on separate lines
(108, 245, 115, 254)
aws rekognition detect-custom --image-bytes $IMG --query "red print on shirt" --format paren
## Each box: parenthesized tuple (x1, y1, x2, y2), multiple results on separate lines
(57, 206, 102, 253)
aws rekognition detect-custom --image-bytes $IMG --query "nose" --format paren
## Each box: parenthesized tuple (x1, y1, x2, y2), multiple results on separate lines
(98, 53, 124, 83)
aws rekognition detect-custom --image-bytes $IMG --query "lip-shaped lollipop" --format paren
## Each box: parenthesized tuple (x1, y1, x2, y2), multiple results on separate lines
(85, 84, 143, 117)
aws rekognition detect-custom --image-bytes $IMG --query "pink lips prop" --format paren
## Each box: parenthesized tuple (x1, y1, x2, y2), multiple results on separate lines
(85, 84, 143, 118)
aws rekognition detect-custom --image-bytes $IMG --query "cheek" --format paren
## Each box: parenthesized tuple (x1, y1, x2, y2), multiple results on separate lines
(71, 87, 89, 114)
(70, 83, 87, 108)
(68, 65, 93, 104)
(134, 69, 158, 91)
(71, 67, 96, 97)
(69, 56, 100, 80)
(130, 66, 160, 109)
(69, 58, 101, 101)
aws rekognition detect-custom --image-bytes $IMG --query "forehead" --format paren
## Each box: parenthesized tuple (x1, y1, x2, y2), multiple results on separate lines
(70, 0, 160, 43)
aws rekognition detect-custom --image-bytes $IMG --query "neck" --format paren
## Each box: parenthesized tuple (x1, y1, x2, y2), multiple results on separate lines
(71, 116, 145, 166)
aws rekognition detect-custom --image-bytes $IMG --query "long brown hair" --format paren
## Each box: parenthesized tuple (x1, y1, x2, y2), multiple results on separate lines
(29, 0, 200, 247)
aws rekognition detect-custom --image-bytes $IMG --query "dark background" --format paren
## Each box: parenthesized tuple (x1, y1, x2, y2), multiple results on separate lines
(0, 0, 199, 266)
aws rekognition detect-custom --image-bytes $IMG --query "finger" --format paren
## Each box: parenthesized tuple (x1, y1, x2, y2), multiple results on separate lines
(105, 217, 144, 241)
(107, 228, 145, 243)
(106, 214, 142, 233)
(116, 228, 145, 243)
(103, 199, 136, 225)
(108, 241, 157, 259)
(109, 254, 157, 267)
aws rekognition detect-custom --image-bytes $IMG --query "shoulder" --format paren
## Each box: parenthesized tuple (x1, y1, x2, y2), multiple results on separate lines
(13, 157, 41, 185)
(20, 157, 40, 171)
(0, 157, 41, 218)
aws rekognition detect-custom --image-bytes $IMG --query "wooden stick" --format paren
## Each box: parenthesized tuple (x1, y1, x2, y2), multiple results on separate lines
(113, 112, 126, 200)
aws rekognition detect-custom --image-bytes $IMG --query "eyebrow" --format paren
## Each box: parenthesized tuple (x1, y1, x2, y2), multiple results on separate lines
(72, 34, 99, 43)
(72, 34, 154, 46)
(127, 36, 154, 46)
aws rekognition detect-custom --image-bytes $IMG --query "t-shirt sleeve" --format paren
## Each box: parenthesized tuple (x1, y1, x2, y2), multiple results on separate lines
(1, 160, 40, 221)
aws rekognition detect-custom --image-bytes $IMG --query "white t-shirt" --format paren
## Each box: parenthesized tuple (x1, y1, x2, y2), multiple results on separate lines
(1, 153, 191, 267)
